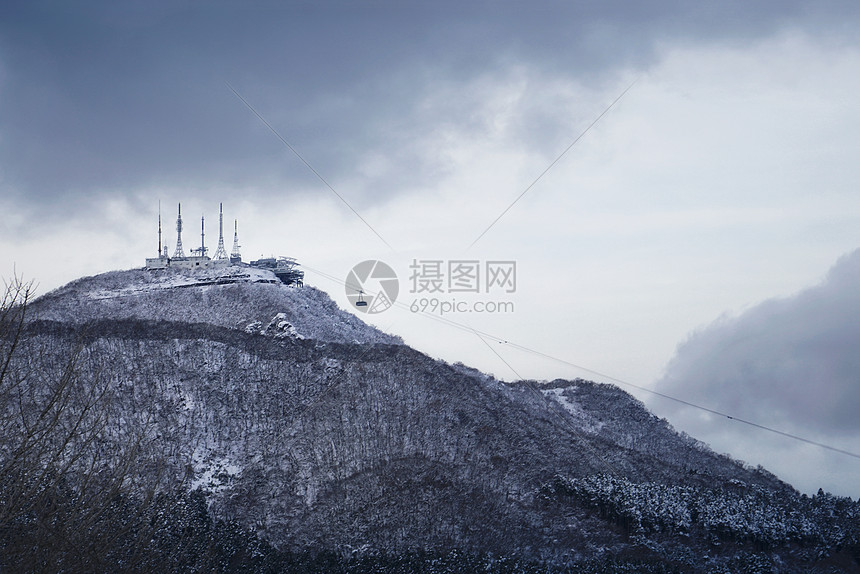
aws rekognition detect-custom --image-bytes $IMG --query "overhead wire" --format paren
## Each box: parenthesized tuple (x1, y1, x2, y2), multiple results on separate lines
(225, 77, 859, 464)
(312, 264, 625, 475)
(226, 82, 394, 252)
(466, 78, 637, 251)
(301, 262, 860, 462)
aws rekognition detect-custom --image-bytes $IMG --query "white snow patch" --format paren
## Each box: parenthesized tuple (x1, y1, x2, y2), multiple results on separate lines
(244, 321, 263, 334)
(180, 389, 196, 411)
(86, 266, 279, 300)
(191, 451, 244, 493)
(543, 387, 605, 434)
(263, 312, 305, 339)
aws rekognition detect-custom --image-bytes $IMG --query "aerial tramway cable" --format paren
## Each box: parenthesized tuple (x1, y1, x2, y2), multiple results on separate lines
(302, 263, 860, 462)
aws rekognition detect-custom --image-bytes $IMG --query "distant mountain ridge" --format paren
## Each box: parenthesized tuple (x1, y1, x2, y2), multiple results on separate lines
(11, 267, 860, 571)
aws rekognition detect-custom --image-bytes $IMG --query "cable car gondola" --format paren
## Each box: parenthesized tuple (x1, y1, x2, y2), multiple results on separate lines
(355, 290, 368, 307)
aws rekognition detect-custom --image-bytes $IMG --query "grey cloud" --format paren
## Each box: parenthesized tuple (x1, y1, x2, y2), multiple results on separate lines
(655, 248, 860, 435)
(2, 1, 858, 218)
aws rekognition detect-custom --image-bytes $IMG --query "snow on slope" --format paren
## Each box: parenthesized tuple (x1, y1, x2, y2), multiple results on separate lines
(542, 386, 605, 435)
(30, 266, 402, 346)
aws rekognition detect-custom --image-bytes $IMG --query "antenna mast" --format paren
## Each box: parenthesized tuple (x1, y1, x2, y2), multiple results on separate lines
(213, 203, 228, 260)
(231, 219, 242, 262)
(198, 214, 208, 257)
(157, 201, 162, 257)
(173, 203, 185, 258)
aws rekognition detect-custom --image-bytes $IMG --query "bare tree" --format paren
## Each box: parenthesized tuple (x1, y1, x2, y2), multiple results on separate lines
(0, 276, 178, 570)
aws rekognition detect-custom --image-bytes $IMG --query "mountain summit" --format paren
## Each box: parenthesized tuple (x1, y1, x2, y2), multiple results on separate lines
(30, 266, 401, 346)
(7, 267, 859, 572)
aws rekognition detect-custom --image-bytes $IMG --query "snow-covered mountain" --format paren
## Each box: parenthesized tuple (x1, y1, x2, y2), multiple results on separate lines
(30, 266, 401, 345)
(6, 266, 860, 572)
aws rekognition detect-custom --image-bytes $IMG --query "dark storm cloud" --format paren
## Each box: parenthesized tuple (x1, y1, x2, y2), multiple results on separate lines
(656, 248, 860, 435)
(1, 1, 858, 215)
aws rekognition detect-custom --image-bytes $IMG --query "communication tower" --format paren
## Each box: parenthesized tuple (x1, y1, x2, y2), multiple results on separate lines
(191, 215, 209, 257)
(157, 201, 162, 257)
(230, 219, 242, 263)
(213, 203, 229, 260)
(173, 203, 185, 258)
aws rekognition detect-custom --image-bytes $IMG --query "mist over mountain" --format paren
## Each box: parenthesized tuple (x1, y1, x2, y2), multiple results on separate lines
(3, 266, 859, 572)
(656, 247, 860, 436)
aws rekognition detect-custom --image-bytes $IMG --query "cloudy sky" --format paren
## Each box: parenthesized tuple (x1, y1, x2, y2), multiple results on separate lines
(2, 1, 860, 497)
